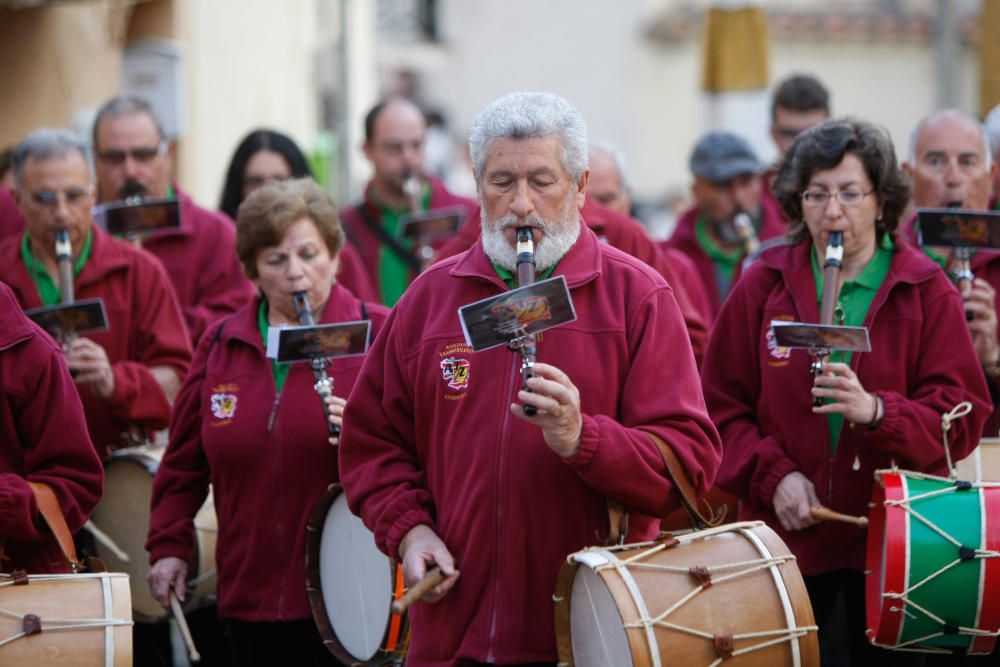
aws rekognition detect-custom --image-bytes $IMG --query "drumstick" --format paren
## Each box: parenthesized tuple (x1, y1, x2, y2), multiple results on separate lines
(84, 520, 130, 562)
(811, 506, 868, 527)
(391, 567, 445, 615)
(169, 592, 201, 663)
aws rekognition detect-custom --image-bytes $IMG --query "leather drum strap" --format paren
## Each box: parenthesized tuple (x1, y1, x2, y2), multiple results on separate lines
(605, 431, 721, 543)
(27, 482, 82, 571)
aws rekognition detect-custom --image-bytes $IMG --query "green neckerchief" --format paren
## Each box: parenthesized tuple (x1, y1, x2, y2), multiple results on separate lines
(166, 183, 176, 199)
(695, 215, 744, 300)
(377, 185, 431, 307)
(20, 230, 94, 306)
(491, 261, 558, 289)
(257, 298, 291, 393)
(811, 235, 894, 452)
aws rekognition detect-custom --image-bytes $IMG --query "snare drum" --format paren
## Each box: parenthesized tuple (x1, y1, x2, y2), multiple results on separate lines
(554, 521, 819, 666)
(305, 484, 408, 665)
(0, 571, 132, 666)
(866, 469, 1000, 654)
(87, 445, 217, 622)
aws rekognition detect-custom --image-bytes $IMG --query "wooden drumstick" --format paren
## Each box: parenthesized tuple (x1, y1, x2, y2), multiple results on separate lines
(811, 506, 869, 527)
(169, 591, 201, 663)
(83, 520, 130, 562)
(391, 567, 445, 615)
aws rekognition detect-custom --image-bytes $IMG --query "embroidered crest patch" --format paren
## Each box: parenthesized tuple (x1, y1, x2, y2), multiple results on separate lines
(767, 315, 794, 366)
(440, 357, 470, 391)
(211, 393, 238, 420)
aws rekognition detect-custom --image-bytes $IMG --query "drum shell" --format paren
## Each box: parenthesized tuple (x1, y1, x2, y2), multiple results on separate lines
(89, 445, 217, 622)
(304, 483, 408, 665)
(554, 521, 819, 667)
(0, 572, 132, 666)
(866, 470, 1000, 654)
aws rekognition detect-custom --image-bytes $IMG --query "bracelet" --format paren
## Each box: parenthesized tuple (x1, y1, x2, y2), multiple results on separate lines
(867, 393, 884, 430)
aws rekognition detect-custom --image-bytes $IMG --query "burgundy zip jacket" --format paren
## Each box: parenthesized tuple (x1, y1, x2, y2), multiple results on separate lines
(339, 226, 721, 666)
(0, 228, 192, 455)
(140, 186, 255, 345)
(0, 281, 103, 573)
(146, 284, 389, 621)
(702, 239, 990, 575)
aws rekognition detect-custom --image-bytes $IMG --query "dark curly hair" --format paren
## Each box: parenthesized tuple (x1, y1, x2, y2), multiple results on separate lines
(219, 129, 313, 221)
(773, 117, 911, 245)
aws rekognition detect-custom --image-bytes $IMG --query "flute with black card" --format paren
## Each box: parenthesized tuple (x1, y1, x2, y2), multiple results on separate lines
(292, 292, 341, 439)
(811, 231, 843, 406)
(514, 228, 539, 416)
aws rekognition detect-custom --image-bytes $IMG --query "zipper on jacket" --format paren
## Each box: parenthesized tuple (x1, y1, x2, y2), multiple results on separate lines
(486, 353, 519, 663)
(266, 393, 281, 432)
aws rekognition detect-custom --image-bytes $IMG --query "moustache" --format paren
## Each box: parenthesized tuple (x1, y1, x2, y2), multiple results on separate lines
(119, 180, 147, 201)
(495, 215, 553, 235)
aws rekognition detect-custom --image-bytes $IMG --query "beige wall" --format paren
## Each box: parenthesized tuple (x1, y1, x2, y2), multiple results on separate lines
(0, 2, 125, 149)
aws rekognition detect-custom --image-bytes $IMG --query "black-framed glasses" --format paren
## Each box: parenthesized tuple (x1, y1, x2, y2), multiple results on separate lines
(801, 189, 874, 207)
(97, 140, 167, 166)
(29, 186, 94, 208)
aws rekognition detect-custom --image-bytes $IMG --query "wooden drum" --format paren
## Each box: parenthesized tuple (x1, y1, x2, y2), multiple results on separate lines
(88, 445, 217, 622)
(0, 572, 132, 666)
(554, 521, 819, 666)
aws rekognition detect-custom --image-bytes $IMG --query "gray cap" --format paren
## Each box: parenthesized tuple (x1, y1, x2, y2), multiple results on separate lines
(689, 131, 761, 182)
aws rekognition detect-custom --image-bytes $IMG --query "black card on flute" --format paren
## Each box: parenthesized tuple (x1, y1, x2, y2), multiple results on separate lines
(266, 320, 371, 363)
(399, 206, 467, 242)
(770, 321, 871, 353)
(93, 198, 182, 237)
(25, 299, 110, 338)
(917, 208, 1000, 249)
(459, 276, 576, 352)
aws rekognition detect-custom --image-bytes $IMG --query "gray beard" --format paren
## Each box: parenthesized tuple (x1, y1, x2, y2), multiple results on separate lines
(480, 200, 581, 273)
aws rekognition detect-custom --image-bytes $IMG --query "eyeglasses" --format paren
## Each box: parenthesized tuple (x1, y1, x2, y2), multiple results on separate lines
(29, 186, 94, 208)
(801, 189, 874, 207)
(96, 140, 167, 166)
(243, 175, 290, 190)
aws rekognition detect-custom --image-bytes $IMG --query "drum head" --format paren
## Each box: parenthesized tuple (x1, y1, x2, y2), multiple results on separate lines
(569, 561, 634, 666)
(318, 489, 394, 662)
(90, 453, 165, 621)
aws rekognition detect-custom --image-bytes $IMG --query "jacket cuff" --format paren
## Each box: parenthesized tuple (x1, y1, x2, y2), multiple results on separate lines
(867, 391, 901, 444)
(385, 507, 436, 561)
(562, 414, 598, 470)
(758, 457, 798, 508)
(148, 543, 194, 567)
(109, 362, 140, 410)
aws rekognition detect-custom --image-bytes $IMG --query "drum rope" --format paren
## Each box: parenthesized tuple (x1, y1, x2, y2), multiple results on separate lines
(0, 616, 132, 649)
(941, 402, 973, 477)
(618, 554, 815, 663)
(884, 595, 1000, 647)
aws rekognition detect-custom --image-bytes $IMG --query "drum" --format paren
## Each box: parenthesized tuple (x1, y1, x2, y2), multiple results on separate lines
(0, 571, 132, 666)
(87, 445, 217, 622)
(305, 484, 408, 665)
(866, 469, 1000, 654)
(554, 521, 819, 666)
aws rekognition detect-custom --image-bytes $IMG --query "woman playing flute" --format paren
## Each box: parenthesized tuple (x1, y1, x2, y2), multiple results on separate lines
(701, 118, 991, 664)
(146, 178, 388, 666)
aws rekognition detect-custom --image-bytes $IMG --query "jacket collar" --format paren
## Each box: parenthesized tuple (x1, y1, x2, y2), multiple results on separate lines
(448, 220, 603, 291)
(0, 281, 33, 349)
(759, 235, 942, 322)
(221, 282, 362, 348)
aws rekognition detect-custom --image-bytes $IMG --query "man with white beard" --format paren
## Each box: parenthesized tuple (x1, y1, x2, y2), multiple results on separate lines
(339, 91, 721, 667)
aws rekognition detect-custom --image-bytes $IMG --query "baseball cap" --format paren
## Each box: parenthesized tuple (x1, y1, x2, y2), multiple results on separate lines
(689, 131, 761, 183)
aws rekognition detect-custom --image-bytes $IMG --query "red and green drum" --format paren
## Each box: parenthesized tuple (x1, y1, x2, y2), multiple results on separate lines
(866, 470, 1000, 654)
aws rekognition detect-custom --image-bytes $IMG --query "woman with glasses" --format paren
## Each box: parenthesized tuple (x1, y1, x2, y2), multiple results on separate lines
(219, 129, 378, 302)
(701, 118, 991, 664)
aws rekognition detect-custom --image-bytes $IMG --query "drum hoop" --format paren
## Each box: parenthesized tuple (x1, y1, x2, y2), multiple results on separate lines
(304, 482, 400, 665)
(601, 549, 661, 667)
(738, 525, 802, 667)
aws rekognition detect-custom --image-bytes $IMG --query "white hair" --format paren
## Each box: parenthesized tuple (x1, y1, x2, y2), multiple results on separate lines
(12, 128, 93, 187)
(985, 104, 1000, 159)
(589, 139, 630, 189)
(907, 109, 992, 172)
(469, 91, 588, 184)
